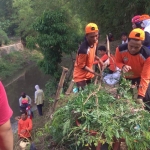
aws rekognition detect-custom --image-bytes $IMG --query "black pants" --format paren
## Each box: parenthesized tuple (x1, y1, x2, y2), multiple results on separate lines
(76, 79, 91, 91)
(37, 104, 43, 116)
(127, 77, 150, 110)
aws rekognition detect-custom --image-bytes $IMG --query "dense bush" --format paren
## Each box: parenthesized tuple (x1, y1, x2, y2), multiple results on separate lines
(50, 79, 150, 150)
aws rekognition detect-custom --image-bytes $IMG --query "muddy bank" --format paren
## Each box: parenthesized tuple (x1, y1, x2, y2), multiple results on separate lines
(3, 65, 50, 123)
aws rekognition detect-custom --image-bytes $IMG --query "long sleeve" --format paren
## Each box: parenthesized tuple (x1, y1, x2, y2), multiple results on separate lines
(115, 47, 124, 69)
(138, 57, 150, 97)
(34, 91, 37, 103)
(19, 97, 22, 106)
(18, 121, 21, 135)
(26, 119, 32, 131)
(27, 95, 32, 105)
(42, 91, 45, 101)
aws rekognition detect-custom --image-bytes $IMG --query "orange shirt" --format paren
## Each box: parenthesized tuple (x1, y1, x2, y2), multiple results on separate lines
(115, 43, 150, 97)
(18, 118, 32, 138)
(94, 54, 116, 72)
(73, 40, 97, 82)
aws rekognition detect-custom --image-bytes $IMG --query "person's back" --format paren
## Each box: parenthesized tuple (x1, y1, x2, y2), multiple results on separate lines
(35, 85, 44, 116)
(35, 89, 44, 105)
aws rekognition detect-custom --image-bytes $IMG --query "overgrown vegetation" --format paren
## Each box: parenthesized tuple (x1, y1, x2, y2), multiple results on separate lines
(0, 28, 9, 46)
(1, 0, 150, 77)
(33, 78, 150, 150)
(0, 50, 43, 80)
(27, 9, 81, 77)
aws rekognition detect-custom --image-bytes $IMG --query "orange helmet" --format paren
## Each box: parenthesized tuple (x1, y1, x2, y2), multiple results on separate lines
(140, 14, 150, 21)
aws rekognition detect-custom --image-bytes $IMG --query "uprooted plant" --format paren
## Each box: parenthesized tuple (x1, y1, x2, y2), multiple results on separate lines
(49, 78, 150, 150)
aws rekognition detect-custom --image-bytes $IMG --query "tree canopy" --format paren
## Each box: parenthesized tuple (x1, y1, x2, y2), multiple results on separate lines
(1, 0, 150, 75)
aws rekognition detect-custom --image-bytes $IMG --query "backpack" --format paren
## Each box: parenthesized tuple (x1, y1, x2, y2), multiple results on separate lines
(21, 97, 29, 104)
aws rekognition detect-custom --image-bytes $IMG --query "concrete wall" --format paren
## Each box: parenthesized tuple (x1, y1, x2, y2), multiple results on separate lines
(0, 43, 24, 57)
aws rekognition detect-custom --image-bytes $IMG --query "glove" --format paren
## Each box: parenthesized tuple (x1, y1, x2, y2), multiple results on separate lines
(136, 98, 145, 108)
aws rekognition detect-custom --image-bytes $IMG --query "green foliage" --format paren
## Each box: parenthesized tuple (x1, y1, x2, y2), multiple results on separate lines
(69, 0, 150, 38)
(50, 80, 150, 150)
(30, 9, 81, 76)
(0, 28, 9, 46)
(45, 79, 57, 102)
(0, 50, 42, 80)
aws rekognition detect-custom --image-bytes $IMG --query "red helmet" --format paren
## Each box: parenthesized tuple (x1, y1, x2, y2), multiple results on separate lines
(132, 15, 141, 23)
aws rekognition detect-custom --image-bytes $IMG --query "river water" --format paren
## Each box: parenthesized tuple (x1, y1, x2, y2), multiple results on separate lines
(2, 65, 50, 131)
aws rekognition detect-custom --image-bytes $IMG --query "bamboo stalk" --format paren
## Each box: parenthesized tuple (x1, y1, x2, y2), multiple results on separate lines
(106, 35, 110, 57)
(55, 67, 69, 100)
(65, 79, 74, 95)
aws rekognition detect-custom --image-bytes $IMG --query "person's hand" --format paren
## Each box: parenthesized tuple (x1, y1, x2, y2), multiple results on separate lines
(136, 98, 145, 108)
(103, 59, 110, 66)
(122, 65, 132, 73)
(98, 59, 104, 65)
(94, 72, 101, 76)
(20, 129, 26, 134)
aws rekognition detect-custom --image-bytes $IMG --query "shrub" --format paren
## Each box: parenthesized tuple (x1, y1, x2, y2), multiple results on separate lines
(0, 28, 9, 46)
(50, 79, 150, 150)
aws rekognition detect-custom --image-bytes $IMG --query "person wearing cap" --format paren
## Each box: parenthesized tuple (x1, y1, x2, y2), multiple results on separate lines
(139, 14, 150, 48)
(73, 23, 100, 90)
(115, 28, 150, 110)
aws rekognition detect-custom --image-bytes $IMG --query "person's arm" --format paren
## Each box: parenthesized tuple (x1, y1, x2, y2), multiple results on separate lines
(18, 120, 21, 136)
(115, 47, 125, 69)
(27, 95, 32, 105)
(0, 119, 13, 150)
(34, 91, 37, 103)
(26, 119, 32, 131)
(19, 97, 22, 106)
(95, 55, 104, 65)
(138, 57, 150, 98)
(42, 91, 45, 101)
(77, 53, 99, 75)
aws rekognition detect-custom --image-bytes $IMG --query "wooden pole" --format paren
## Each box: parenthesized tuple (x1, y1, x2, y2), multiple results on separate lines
(65, 79, 74, 95)
(106, 35, 110, 57)
(55, 67, 69, 100)
(52, 67, 69, 114)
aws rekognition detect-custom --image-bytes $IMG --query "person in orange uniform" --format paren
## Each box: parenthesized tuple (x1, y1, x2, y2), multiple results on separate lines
(115, 28, 150, 109)
(18, 111, 32, 140)
(94, 45, 116, 74)
(73, 23, 100, 90)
